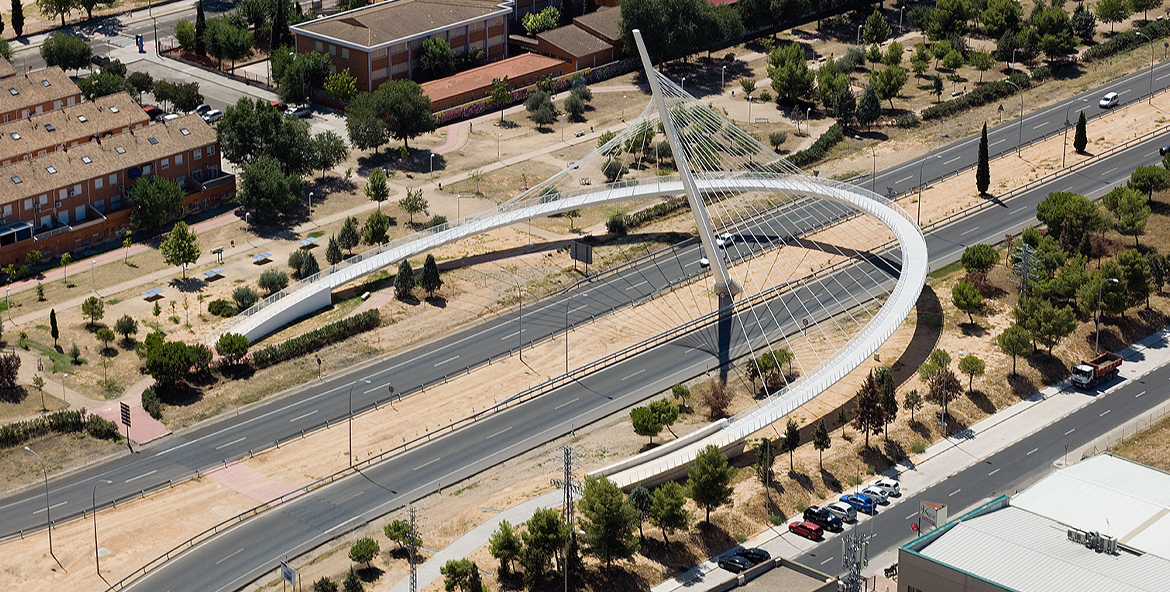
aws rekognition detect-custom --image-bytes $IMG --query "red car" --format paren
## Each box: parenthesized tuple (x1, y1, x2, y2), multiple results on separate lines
(788, 520, 824, 540)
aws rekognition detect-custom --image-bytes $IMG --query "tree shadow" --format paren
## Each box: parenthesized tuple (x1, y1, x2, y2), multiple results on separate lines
(218, 364, 255, 381)
(638, 536, 700, 571)
(966, 388, 996, 414)
(1026, 350, 1068, 384)
(424, 295, 447, 308)
(0, 386, 27, 404)
(637, 441, 661, 453)
(908, 419, 931, 440)
(155, 382, 202, 407)
(356, 566, 384, 583)
(820, 467, 841, 492)
(789, 470, 816, 492)
(692, 521, 737, 558)
(958, 322, 987, 337)
(881, 439, 907, 463)
(168, 276, 207, 293)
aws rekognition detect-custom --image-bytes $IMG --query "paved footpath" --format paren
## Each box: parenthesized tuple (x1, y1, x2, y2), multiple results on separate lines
(377, 325, 1170, 592)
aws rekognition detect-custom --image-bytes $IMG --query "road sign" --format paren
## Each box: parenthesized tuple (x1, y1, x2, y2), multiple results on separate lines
(911, 521, 919, 532)
(280, 562, 297, 586)
(120, 402, 131, 427)
(570, 241, 593, 265)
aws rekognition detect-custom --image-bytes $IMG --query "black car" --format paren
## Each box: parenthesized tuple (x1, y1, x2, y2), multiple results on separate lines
(717, 556, 754, 573)
(804, 505, 844, 531)
(1161, 144, 1170, 156)
(735, 547, 771, 564)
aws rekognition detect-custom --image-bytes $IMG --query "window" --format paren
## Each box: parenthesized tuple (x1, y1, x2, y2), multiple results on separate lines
(3, 205, 11, 217)
(81, 156, 92, 164)
(176, 175, 185, 188)
(161, 158, 169, 170)
(180, 128, 190, 136)
(9, 133, 18, 140)
(41, 79, 50, 87)
(7, 88, 17, 96)
(77, 115, 88, 123)
(23, 199, 31, 210)
(109, 106, 119, 113)
(175, 154, 183, 165)
(143, 164, 152, 175)
(46, 166, 56, 174)
(315, 41, 323, 52)
(342, 48, 349, 58)
(44, 124, 55, 132)
(95, 177, 103, 189)
(115, 146, 125, 154)
(194, 147, 202, 160)
(329, 44, 336, 55)
(109, 174, 117, 185)
(71, 184, 81, 196)
(207, 145, 215, 155)
(10, 176, 20, 184)
(75, 205, 85, 221)
(148, 137, 158, 145)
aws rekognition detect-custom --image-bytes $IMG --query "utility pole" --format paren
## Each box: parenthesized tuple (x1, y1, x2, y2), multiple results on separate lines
(840, 524, 876, 592)
(408, 504, 420, 592)
(551, 445, 582, 592)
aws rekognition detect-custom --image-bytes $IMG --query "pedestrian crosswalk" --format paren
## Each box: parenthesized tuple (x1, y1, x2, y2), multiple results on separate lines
(105, 34, 136, 48)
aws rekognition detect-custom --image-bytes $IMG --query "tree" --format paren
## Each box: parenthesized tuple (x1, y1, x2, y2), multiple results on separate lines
(216, 333, 250, 366)
(146, 340, 196, 388)
(1013, 297, 1077, 354)
(346, 93, 389, 153)
(128, 176, 184, 229)
(325, 69, 358, 102)
(115, 314, 138, 343)
(961, 243, 998, 275)
(1036, 191, 1110, 246)
(521, 508, 567, 586)
(853, 370, 884, 448)
(82, 296, 105, 327)
(488, 76, 510, 122)
(903, 389, 923, 422)
(326, 235, 344, 266)
(420, 37, 457, 80)
(808, 418, 830, 468)
(951, 280, 984, 323)
(857, 86, 881, 129)
(160, 222, 201, 278)
(365, 168, 391, 209)
(419, 254, 443, 297)
(440, 559, 487, 592)
(233, 285, 260, 309)
(363, 210, 390, 245)
(1118, 248, 1154, 309)
(204, 17, 253, 69)
(1104, 186, 1151, 246)
(863, 9, 892, 44)
(869, 66, 908, 110)
(1130, 0, 1161, 20)
(384, 519, 422, 550)
(335, 217, 360, 255)
(882, 42, 905, 68)
(300, 252, 320, 278)
(50, 309, 59, 345)
(1072, 2, 1098, 42)
(488, 520, 521, 575)
(628, 485, 652, 541)
(127, 71, 154, 95)
(779, 418, 800, 471)
(395, 260, 416, 300)
(313, 577, 339, 592)
(564, 94, 586, 120)
(982, 0, 1023, 39)
(343, 568, 364, 592)
(1069, 111, 1089, 156)
(309, 132, 349, 180)
(958, 354, 985, 393)
(239, 156, 303, 214)
(96, 327, 115, 352)
(578, 475, 640, 577)
(11, 0, 23, 37)
(1129, 165, 1170, 201)
(171, 82, 204, 113)
(78, 71, 132, 100)
(877, 366, 898, 439)
(1095, 0, 1130, 31)
(688, 444, 733, 523)
(40, 33, 91, 70)
(630, 406, 663, 443)
(767, 43, 815, 104)
(931, 74, 945, 102)
(195, 0, 207, 55)
(379, 80, 437, 150)
(754, 437, 774, 494)
(271, 0, 291, 49)
(649, 481, 688, 543)
(236, 0, 268, 29)
(258, 269, 289, 295)
(399, 189, 428, 224)
(348, 537, 379, 568)
(522, 6, 560, 36)
(976, 123, 991, 195)
(704, 380, 732, 419)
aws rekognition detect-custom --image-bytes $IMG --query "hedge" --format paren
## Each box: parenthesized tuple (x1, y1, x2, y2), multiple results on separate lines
(252, 309, 382, 368)
(788, 123, 844, 168)
(142, 386, 162, 420)
(921, 72, 1031, 120)
(0, 409, 120, 448)
(1084, 19, 1170, 62)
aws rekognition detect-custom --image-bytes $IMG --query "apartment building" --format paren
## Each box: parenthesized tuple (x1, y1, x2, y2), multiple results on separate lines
(292, 0, 512, 92)
(0, 114, 234, 261)
(0, 56, 16, 80)
(0, 92, 150, 167)
(0, 67, 81, 124)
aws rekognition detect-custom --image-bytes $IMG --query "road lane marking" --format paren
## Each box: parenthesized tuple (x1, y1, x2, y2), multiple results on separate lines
(570, 304, 589, 313)
(1137, 390, 1146, 398)
(1103, 167, 1118, 176)
(215, 437, 246, 450)
(1101, 409, 1112, 417)
(895, 175, 912, 183)
(624, 281, 649, 291)
(989, 468, 1000, 476)
(950, 489, 961, 497)
(500, 331, 519, 340)
(622, 369, 646, 381)
(1027, 447, 1038, 455)
(820, 557, 833, 565)
(125, 470, 157, 483)
(960, 227, 979, 236)
(906, 512, 917, 520)
(991, 139, 1006, 146)
(216, 548, 244, 565)
(486, 427, 512, 440)
(1065, 428, 1075, 435)
(1119, 89, 1131, 95)
(290, 410, 319, 422)
(413, 457, 441, 471)
(33, 501, 67, 514)
(554, 397, 579, 410)
(943, 157, 961, 165)
(1032, 122, 1048, 129)
(434, 355, 460, 367)
(1159, 73, 1170, 81)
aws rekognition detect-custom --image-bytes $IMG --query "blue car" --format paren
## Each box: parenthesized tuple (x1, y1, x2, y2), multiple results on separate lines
(840, 493, 877, 514)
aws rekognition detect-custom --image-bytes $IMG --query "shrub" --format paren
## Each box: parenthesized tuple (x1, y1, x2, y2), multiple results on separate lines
(216, 332, 250, 366)
(911, 441, 927, 454)
(257, 269, 289, 295)
(252, 310, 381, 368)
(1084, 19, 1170, 62)
(838, 46, 866, 72)
(86, 414, 120, 440)
(921, 72, 1030, 120)
(788, 123, 844, 168)
(288, 249, 307, 273)
(426, 215, 448, 228)
(232, 286, 260, 310)
(142, 386, 162, 420)
(606, 212, 628, 236)
(896, 113, 921, 128)
(1030, 65, 1053, 81)
(208, 299, 237, 317)
(0, 410, 86, 448)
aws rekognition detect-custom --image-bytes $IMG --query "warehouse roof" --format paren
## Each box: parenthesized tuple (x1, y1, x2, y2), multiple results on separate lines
(293, 0, 510, 49)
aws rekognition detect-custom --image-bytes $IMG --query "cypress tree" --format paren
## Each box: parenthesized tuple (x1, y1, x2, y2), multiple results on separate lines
(1073, 111, 1088, 154)
(195, 0, 206, 56)
(11, 0, 22, 37)
(419, 253, 443, 297)
(271, 0, 288, 52)
(50, 309, 59, 346)
(976, 122, 990, 195)
(395, 260, 416, 300)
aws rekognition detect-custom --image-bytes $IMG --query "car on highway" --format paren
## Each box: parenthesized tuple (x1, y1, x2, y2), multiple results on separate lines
(868, 477, 901, 497)
(717, 555, 754, 573)
(803, 505, 844, 530)
(1100, 92, 1119, 108)
(202, 109, 223, 123)
(840, 493, 877, 514)
(825, 501, 857, 523)
(1161, 144, 1170, 156)
(699, 257, 710, 268)
(788, 520, 824, 540)
(716, 232, 733, 248)
(861, 485, 889, 504)
(287, 105, 312, 118)
(734, 547, 771, 564)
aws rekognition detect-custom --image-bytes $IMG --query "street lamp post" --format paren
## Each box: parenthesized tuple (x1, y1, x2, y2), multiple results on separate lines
(501, 269, 522, 359)
(622, 94, 627, 120)
(721, 66, 726, 91)
(1004, 80, 1024, 156)
(61, 373, 68, 408)
(681, 77, 686, 94)
(497, 133, 501, 161)
(857, 24, 863, 44)
(1136, 31, 1154, 103)
(348, 378, 371, 467)
(1095, 278, 1120, 354)
(429, 153, 436, 179)
(457, 194, 461, 219)
(308, 191, 314, 222)
(93, 479, 112, 577)
(917, 154, 942, 226)
(899, 5, 906, 30)
(748, 95, 753, 122)
(24, 447, 59, 567)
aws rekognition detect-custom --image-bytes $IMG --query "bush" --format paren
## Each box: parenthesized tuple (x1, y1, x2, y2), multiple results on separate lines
(838, 46, 866, 72)
(426, 215, 448, 228)
(252, 310, 381, 368)
(216, 333, 250, 365)
(142, 386, 162, 420)
(1030, 65, 1053, 81)
(896, 113, 921, 128)
(86, 414, 120, 440)
(921, 72, 1030, 120)
(233, 286, 260, 310)
(208, 299, 237, 317)
(0, 409, 86, 448)
(257, 269, 289, 295)
(788, 123, 844, 167)
(288, 249, 307, 273)
(1084, 19, 1170, 62)
(606, 212, 628, 236)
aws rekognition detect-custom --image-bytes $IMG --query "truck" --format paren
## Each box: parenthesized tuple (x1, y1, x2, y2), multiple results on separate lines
(1070, 352, 1123, 389)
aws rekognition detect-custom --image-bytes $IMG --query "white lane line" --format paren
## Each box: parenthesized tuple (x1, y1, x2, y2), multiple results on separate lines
(1137, 390, 1146, 398)
(1064, 428, 1075, 435)
(624, 281, 649, 291)
(820, 557, 833, 565)
(895, 175, 913, 183)
(949, 489, 962, 497)
(622, 369, 646, 381)
(290, 410, 319, 422)
(32, 501, 67, 514)
(413, 457, 441, 471)
(991, 139, 1006, 146)
(905, 512, 917, 520)
(1119, 89, 1131, 95)
(960, 227, 979, 236)
(500, 331, 519, 340)
(1159, 73, 1170, 81)
(125, 469, 158, 483)
(554, 397, 579, 410)
(943, 156, 961, 165)
(434, 355, 460, 367)
(215, 437, 246, 450)
(570, 304, 589, 313)
(486, 427, 513, 440)
(216, 548, 245, 565)
(1032, 122, 1048, 129)
(989, 468, 1000, 476)
(1101, 409, 1112, 417)
(1103, 166, 1118, 176)
(1027, 447, 1038, 455)
(685, 260, 700, 267)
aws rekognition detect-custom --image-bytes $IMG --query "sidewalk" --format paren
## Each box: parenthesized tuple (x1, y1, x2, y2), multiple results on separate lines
(380, 325, 1170, 592)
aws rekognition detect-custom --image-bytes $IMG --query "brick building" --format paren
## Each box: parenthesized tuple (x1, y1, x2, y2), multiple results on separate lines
(291, 0, 513, 93)
(534, 25, 614, 70)
(0, 67, 81, 124)
(0, 92, 150, 167)
(419, 52, 568, 111)
(572, 7, 622, 53)
(0, 114, 233, 261)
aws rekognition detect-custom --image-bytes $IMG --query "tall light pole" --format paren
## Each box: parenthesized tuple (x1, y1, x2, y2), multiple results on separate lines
(1062, 99, 1086, 168)
(721, 66, 726, 91)
(622, 94, 627, 121)
(348, 378, 371, 467)
(24, 446, 59, 567)
(501, 268, 522, 360)
(1095, 278, 1120, 354)
(1004, 80, 1024, 156)
(857, 24, 863, 44)
(61, 373, 68, 408)
(748, 95, 753, 122)
(429, 153, 436, 179)
(93, 479, 112, 577)
(681, 77, 686, 94)
(457, 194, 461, 219)
(308, 191, 314, 222)
(497, 133, 501, 161)
(918, 154, 942, 226)
(1136, 31, 1154, 103)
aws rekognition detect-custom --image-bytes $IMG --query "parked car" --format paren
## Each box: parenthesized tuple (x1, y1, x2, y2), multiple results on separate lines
(861, 485, 889, 504)
(90, 54, 110, 66)
(270, 101, 288, 111)
(699, 257, 710, 268)
(840, 493, 877, 514)
(286, 105, 312, 118)
(142, 105, 163, 120)
(825, 501, 857, 523)
(788, 520, 824, 540)
(804, 506, 844, 531)
(717, 555, 754, 573)
(1100, 92, 1119, 108)
(734, 548, 771, 564)
(868, 477, 901, 497)
(162, 113, 181, 122)
(192, 103, 212, 116)
(202, 109, 223, 123)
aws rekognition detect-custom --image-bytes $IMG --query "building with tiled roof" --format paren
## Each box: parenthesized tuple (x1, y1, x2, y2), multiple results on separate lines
(292, 0, 513, 92)
(419, 52, 568, 111)
(0, 92, 150, 167)
(535, 24, 615, 71)
(0, 56, 17, 80)
(572, 7, 621, 50)
(0, 67, 81, 125)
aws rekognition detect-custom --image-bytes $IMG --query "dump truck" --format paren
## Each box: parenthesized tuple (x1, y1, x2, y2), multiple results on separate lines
(1070, 352, 1123, 389)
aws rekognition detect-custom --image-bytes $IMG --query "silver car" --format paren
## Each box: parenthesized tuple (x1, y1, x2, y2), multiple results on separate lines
(861, 485, 889, 504)
(868, 477, 901, 497)
(825, 501, 857, 522)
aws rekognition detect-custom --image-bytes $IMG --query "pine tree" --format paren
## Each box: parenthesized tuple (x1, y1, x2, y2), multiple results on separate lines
(395, 259, 416, 300)
(195, 0, 206, 56)
(976, 122, 990, 195)
(271, 0, 288, 50)
(780, 418, 801, 471)
(1074, 111, 1088, 153)
(857, 86, 881, 129)
(338, 216, 360, 253)
(812, 419, 830, 468)
(11, 0, 22, 37)
(326, 235, 344, 265)
(419, 253, 443, 297)
(852, 370, 885, 448)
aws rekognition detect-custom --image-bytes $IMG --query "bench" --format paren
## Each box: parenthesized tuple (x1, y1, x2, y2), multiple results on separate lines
(251, 252, 272, 264)
(202, 268, 223, 280)
(298, 237, 319, 249)
(141, 287, 163, 300)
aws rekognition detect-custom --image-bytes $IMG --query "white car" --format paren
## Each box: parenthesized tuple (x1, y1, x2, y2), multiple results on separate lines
(715, 232, 733, 248)
(861, 485, 889, 504)
(1099, 92, 1119, 108)
(825, 501, 857, 523)
(869, 477, 901, 497)
(162, 113, 181, 122)
(699, 257, 710, 268)
(202, 109, 223, 123)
